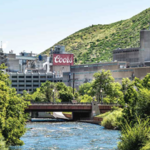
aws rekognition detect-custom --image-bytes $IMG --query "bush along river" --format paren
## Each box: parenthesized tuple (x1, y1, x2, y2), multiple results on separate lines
(10, 122, 120, 150)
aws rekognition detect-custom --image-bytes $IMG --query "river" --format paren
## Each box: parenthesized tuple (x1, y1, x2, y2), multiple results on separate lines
(10, 122, 120, 150)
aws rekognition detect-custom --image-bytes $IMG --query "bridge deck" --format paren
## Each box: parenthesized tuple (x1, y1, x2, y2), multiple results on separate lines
(25, 103, 117, 113)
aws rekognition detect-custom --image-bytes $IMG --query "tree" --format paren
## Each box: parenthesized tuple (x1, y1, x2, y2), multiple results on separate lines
(136, 88, 150, 119)
(56, 82, 68, 91)
(122, 78, 131, 95)
(59, 90, 73, 102)
(0, 133, 7, 150)
(103, 82, 124, 105)
(0, 64, 28, 146)
(39, 81, 57, 102)
(0, 63, 10, 86)
(93, 70, 121, 103)
(78, 82, 95, 96)
(142, 73, 150, 89)
(80, 94, 93, 103)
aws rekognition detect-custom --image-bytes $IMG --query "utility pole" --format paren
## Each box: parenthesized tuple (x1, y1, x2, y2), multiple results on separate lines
(73, 73, 75, 94)
(68, 73, 78, 95)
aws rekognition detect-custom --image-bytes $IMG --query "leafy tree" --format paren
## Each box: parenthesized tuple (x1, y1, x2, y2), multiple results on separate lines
(0, 64, 28, 146)
(136, 88, 150, 119)
(0, 133, 7, 150)
(56, 82, 68, 91)
(93, 70, 122, 103)
(122, 78, 131, 95)
(39, 81, 57, 102)
(59, 90, 73, 102)
(142, 73, 150, 89)
(80, 94, 93, 103)
(22, 90, 33, 101)
(78, 82, 95, 96)
(103, 82, 124, 105)
(0, 63, 10, 86)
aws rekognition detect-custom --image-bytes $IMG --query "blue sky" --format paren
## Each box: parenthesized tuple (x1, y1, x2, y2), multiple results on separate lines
(0, 0, 150, 54)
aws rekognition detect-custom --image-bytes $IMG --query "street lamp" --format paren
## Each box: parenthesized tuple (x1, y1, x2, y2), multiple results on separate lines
(53, 72, 55, 83)
(53, 89, 55, 103)
(93, 96, 95, 102)
(100, 89, 103, 104)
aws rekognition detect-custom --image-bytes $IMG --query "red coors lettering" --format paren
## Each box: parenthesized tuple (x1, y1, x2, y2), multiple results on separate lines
(54, 55, 72, 63)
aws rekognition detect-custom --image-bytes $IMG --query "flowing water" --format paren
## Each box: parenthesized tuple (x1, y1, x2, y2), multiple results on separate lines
(10, 122, 120, 150)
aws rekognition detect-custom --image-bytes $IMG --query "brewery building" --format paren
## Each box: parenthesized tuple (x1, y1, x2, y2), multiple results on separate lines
(1, 29, 150, 93)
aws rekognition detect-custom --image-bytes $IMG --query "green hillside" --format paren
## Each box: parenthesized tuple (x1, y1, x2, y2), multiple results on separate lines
(42, 8, 150, 64)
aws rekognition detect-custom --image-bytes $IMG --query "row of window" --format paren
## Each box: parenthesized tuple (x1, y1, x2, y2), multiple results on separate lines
(12, 85, 39, 87)
(71, 63, 118, 69)
(11, 76, 53, 78)
(12, 80, 62, 83)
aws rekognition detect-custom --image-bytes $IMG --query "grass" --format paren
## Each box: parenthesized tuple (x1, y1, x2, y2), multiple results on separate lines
(62, 112, 72, 115)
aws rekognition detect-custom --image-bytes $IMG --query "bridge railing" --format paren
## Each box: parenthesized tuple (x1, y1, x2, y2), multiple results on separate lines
(27, 101, 120, 106)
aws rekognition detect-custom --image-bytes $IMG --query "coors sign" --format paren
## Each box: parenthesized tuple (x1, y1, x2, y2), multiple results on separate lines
(53, 54, 74, 66)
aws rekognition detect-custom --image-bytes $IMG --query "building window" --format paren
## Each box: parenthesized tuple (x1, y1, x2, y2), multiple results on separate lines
(19, 89, 23, 91)
(33, 80, 38, 82)
(40, 76, 46, 78)
(19, 76, 24, 78)
(19, 85, 24, 87)
(26, 76, 31, 78)
(26, 85, 31, 87)
(26, 80, 31, 82)
(12, 85, 17, 87)
(33, 76, 39, 78)
(47, 76, 52, 78)
(19, 80, 24, 82)
(12, 80, 17, 82)
(12, 76, 17, 78)
(33, 85, 39, 87)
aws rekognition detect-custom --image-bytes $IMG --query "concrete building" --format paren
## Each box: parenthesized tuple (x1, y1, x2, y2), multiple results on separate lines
(113, 30, 150, 67)
(1, 30, 150, 94)
(7, 46, 73, 94)
(9, 72, 63, 93)
(0, 48, 7, 65)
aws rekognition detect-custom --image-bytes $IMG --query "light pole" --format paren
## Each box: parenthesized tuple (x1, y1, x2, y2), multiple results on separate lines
(100, 89, 103, 104)
(53, 72, 54, 83)
(93, 96, 95, 102)
(53, 89, 55, 103)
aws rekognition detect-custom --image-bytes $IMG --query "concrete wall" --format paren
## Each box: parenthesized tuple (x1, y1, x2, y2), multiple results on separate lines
(113, 48, 140, 67)
(53, 65, 70, 75)
(7, 59, 19, 72)
(140, 30, 150, 63)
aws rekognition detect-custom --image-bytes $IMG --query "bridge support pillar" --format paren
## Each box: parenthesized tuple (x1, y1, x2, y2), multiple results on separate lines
(91, 101, 100, 118)
(72, 101, 100, 121)
(31, 112, 38, 118)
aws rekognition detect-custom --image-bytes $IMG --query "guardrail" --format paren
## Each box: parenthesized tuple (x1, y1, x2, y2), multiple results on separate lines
(27, 101, 120, 106)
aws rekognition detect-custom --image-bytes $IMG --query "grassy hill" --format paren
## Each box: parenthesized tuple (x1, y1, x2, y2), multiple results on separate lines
(41, 8, 150, 64)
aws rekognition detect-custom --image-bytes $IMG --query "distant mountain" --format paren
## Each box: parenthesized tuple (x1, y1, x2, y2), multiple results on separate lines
(41, 8, 150, 64)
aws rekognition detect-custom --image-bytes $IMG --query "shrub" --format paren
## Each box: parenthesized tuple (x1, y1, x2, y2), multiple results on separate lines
(0, 133, 7, 150)
(101, 108, 123, 129)
(118, 118, 150, 150)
